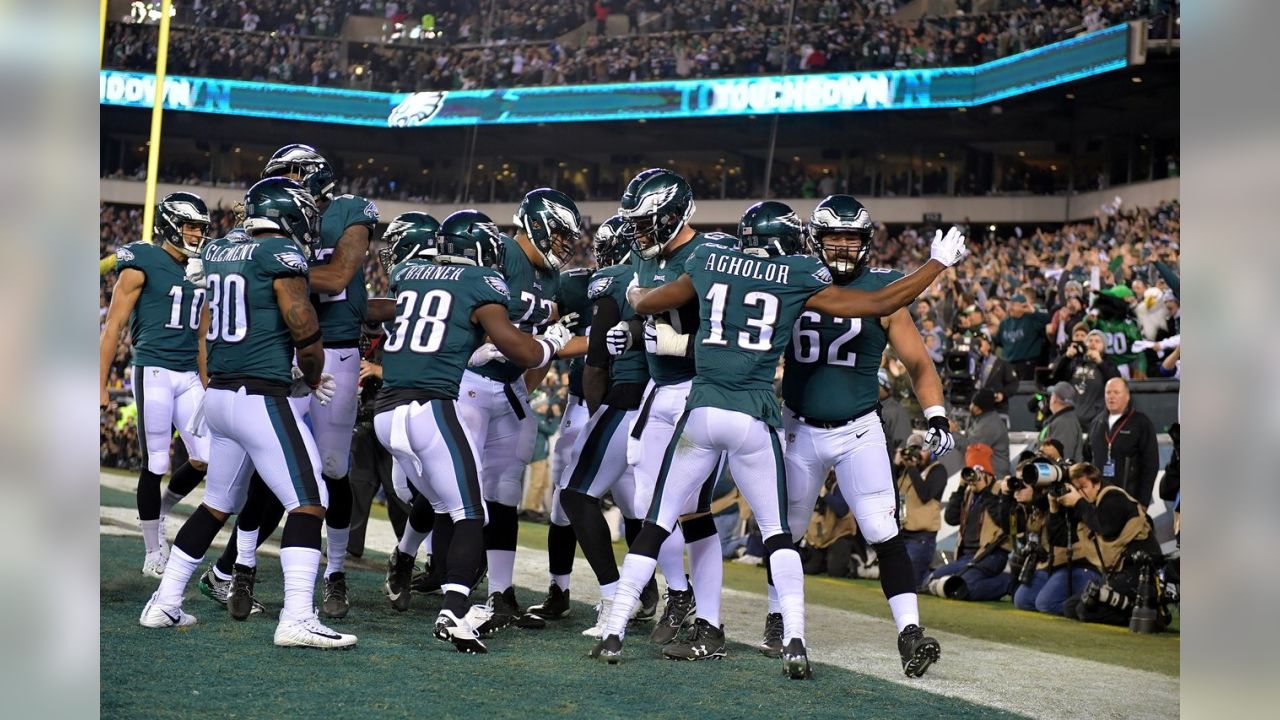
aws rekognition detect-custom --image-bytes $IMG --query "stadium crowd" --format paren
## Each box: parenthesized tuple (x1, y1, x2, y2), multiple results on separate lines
(107, 0, 1162, 92)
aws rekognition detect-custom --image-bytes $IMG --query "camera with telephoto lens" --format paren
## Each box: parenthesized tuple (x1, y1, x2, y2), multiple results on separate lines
(943, 334, 976, 407)
(1008, 456, 1072, 497)
(1026, 390, 1051, 430)
(1009, 532, 1046, 586)
(959, 465, 987, 483)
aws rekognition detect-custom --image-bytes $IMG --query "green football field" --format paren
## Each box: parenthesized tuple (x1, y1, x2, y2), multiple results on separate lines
(100, 481, 1177, 719)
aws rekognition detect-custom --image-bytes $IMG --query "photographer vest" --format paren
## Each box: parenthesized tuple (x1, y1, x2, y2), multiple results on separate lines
(958, 488, 1010, 561)
(805, 489, 857, 550)
(1035, 511, 1098, 572)
(1078, 485, 1151, 572)
(896, 463, 942, 533)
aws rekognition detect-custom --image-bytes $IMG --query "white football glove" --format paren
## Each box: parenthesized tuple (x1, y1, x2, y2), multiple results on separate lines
(557, 311, 581, 332)
(648, 320, 690, 357)
(289, 368, 337, 406)
(540, 321, 572, 355)
(468, 343, 504, 367)
(929, 226, 968, 267)
(1130, 340, 1155, 353)
(605, 321, 632, 357)
(185, 258, 207, 288)
(923, 416, 956, 456)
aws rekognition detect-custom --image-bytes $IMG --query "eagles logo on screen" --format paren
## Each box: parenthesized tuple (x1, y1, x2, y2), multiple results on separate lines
(116, 246, 135, 262)
(387, 91, 448, 127)
(274, 251, 310, 273)
(483, 274, 510, 298)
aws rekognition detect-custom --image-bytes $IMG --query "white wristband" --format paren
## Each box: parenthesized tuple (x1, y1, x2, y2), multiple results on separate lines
(536, 339, 554, 369)
(923, 405, 947, 420)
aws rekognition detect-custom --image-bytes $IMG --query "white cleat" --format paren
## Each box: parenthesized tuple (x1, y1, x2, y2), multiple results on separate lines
(273, 611, 357, 650)
(435, 609, 488, 653)
(142, 549, 169, 579)
(140, 593, 197, 628)
(582, 597, 614, 638)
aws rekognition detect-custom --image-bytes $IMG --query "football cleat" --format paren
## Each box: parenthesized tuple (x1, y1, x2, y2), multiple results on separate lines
(649, 582, 696, 645)
(198, 566, 230, 606)
(228, 563, 265, 621)
(410, 566, 443, 595)
(434, 609, 488, 654)
(321, 572, 349, 619)
(634, 577, 659, 623)
(759, 612, 784, 658)
(898, 624, 941, 678)
(661, 618, 727, 661)
(590, 633, 624, 664)
(142, 549, 168, 579)
(582, 597, 613, 639)
(781, 638, 813, 680)
(273, 611, 357, 650)
(384, 550, 416, 613)
(526, 583, 571, 620)
(476, 591, 519, 637)
(139, 593, 197, 628)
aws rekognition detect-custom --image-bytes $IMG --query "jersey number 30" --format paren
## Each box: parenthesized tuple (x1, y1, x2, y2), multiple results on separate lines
(385, 289, 452, 353)
(205, 273, 247, 343)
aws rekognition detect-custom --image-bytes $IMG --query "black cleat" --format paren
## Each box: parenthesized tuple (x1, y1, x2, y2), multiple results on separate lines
(384, 550, 415, 613)
(898, 624, 941, 678)
(476, 591, 518, 637)
(649, 582, 696, 645)
(410, 568, 443, 595)
(434, 610, 487, 654)
(590, 633, 624, 664)
(322, 572, 349, 619)
(227, 563, 263, 621)
(781, 638, 813, 680)
(634, 577, 659, 623)
(661, 618, 727, 661)
(526, 583, 571, 620)
(759, 612, 784, 658)
(507, 586, 547, 630)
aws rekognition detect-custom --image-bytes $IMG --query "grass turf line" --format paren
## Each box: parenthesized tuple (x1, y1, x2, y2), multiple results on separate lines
(101, 533, 1022, 720)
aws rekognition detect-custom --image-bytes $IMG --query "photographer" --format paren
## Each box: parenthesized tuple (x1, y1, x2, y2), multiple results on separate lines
(1036, 382, 1084, 461)
(1059, 463, 1165, 628)
(925, 444, 1012, 601)
(1050, 326, 1120, 429)
(1009, 463, 1103, 616)
(955, 389, 1011, 477)
(1084, 378, 1160, 509)
(895, 436, 949, 589)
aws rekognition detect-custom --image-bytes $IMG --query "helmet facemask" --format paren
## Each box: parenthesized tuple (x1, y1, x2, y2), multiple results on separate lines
(156, 195, 212, 258)
(813, 230, 873, 282)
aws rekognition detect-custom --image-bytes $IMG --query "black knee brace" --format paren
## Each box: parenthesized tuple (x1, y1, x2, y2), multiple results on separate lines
(323, 475, 352, 529)
(173, 504, 226, 558)
(483, 502, 518, 551)
(628, 521, 671, 559)
(679, 513, 718, 543)
(280, 511, 323, 550)
(871, 535, 916, 599)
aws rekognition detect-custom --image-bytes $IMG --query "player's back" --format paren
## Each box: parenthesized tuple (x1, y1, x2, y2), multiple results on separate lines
(781, 267, 903, 421)
(685, 242, 831, 425)
(377, 260, 511, 410)
(202, 233, 310, 389)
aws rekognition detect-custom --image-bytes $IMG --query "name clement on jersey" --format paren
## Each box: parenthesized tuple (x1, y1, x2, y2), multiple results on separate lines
(704, 249, 791, 283)
(204, 243, 260, 262)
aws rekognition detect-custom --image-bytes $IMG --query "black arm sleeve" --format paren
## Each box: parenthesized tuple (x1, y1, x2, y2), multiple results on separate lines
(905, 468, 929, 502)
(1076, 491, 1137, 541)
(923, 464, 949, 502)
(586, 296, 622, 369)
(944, 489, 964, 526)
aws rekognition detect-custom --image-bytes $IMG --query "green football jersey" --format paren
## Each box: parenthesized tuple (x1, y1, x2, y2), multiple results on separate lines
(473, 235, 560, 384)
(587, 262, 650, 387)
(685, 243, 832, 427)
(1089, 316, 1146, 369)
(201, 233, 310, 386)
(558, 267, 594, 398)
(636, 231, 728, 386)
(379, 261, 510, 403)
(782, 267, 904, 421)
(312, 193, 379, 342)
(115, 241, 205, 371)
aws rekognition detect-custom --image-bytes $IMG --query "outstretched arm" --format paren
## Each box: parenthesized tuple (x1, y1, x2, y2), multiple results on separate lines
(805, 260, 947, 318)
(474, 303, 557, 369)
(629, 273, 696, 315)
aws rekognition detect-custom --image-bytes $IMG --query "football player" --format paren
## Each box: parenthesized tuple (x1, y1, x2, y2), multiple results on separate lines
(100, 192, 213, 577)
(769, 196, 952, 677)
(261, 144, 378, 618)
(590, 205, 967, 679)
(368, 210, 571, 652)
(442, 190, 582, 633)
(140, 177, 356, 649)
(556, 216, 661, 637)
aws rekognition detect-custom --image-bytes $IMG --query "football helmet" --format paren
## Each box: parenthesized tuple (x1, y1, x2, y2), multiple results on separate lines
(379, 212, 441, 273)
(154, 191, 211, 258)
(737, 201, 805, 258)
(514, 188, 582, 270)
(618, 168, 694, 260)
(808, 194, 876, 281)
(591, 215, 630, 268)
(261, 144, 335, 201)
(242, 177, 321, 250)
(436, 210, 506, 269)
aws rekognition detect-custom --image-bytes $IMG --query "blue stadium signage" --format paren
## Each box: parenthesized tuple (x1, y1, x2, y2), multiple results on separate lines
(100, 24, 1128, 127)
